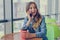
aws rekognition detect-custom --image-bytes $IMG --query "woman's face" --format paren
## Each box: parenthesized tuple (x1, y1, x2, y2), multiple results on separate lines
(29, 4, 37, 16)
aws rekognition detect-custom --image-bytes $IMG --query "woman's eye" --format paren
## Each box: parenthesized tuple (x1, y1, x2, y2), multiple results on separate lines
(30, 7, 32, 9)
(33, 7, 36, 9)
(29, 7, 36, 9)
(34, 7, 36, 9)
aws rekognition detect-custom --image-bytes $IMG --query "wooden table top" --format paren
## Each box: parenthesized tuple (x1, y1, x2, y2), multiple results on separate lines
(1, 32, 42, 40)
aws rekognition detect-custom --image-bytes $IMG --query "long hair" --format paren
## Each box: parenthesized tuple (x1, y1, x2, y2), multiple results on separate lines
(26, 2, 42, 29)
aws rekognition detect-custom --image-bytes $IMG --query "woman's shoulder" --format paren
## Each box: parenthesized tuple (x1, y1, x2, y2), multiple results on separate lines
(41, 15, 45, 20)
(24, 16, 28, 20)
(41, 15, 45, 23)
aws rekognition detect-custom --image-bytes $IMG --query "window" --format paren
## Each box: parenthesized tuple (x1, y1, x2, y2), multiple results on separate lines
(40, 0, 48, 15)
(0, 23, 4, 39)
(13, 0, 34, 18)
(0, 0, 60, 40)
(13, 20, 24, 33)
(40, 0, 56, 19)
(0, 0, 4, 20)
(0, 0, 4, 39)
(13, 0, 60, 33)
(13, 0, 34, 33)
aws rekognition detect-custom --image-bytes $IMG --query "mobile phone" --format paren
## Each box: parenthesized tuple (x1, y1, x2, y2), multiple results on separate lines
(30, 13, 32, 17)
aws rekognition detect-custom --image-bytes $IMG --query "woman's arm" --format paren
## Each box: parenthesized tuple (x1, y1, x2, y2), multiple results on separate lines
(23, 16, 47, 38)
(21, 17, 36, 39)
(26, 20, 31, 26)
(26, 16, 47, 38)
(35, 16, 47, 38)
(22, 17, 29, 30)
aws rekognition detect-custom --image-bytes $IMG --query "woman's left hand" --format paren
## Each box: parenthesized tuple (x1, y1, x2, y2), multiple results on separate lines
(25, 32, 36, 38)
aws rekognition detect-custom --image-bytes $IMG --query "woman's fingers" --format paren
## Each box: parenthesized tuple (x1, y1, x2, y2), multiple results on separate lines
(25, 32, 29, 38)
(25, 32, 33, 38)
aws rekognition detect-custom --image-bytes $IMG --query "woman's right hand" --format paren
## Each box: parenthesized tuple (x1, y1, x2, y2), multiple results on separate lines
(26, 11, 33, 22)
(26, 11, 33, 26)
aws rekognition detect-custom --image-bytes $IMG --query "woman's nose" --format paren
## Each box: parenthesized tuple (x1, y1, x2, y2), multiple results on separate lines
(32, 8, 35, 12)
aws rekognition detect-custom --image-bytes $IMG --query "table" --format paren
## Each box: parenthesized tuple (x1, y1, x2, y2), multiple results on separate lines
(1, 32, 42, 40)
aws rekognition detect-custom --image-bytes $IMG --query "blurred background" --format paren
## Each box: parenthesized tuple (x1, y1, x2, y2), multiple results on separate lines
(0, 0, 60, 40)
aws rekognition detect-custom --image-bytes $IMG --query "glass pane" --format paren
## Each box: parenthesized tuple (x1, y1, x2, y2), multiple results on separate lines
(0, 0, 4, 20)
(13, 0, 34, 19)
(51, 15, 55, 19)
(40, 0, 48, 15)
(13, 20, 24, 33)
(0, 23, 4, 39)
(57, 15, 60, 24)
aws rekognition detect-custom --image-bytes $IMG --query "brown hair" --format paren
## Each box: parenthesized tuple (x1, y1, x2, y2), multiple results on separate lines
(26, 2, 37, 12)
(26, 2, 42, 29)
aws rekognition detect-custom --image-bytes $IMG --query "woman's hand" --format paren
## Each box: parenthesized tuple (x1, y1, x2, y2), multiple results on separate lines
(25, 32, 36, 39)
(26, 11, 34, 26)
(26, 10, 33, 21)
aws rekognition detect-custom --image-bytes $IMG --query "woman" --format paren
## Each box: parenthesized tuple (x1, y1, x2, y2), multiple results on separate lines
(22, 2, 48, 40)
